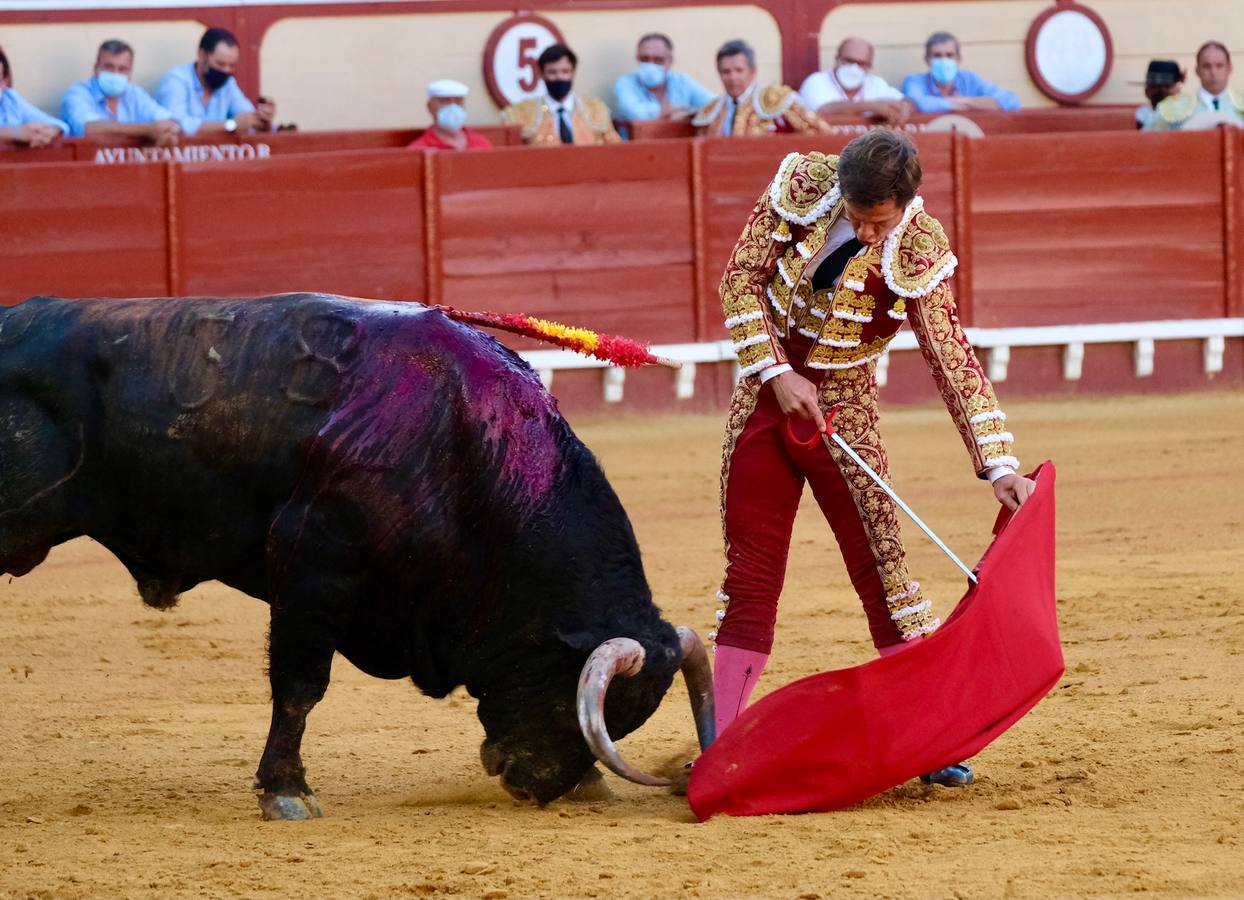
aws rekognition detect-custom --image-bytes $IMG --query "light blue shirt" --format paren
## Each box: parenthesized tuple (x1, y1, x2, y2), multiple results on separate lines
(901, 70, 1021, 113)
(156, 62, 255, 135)
(613, 69, 715, 121)
(0, 87, 69, 134)
(60, 76, 175, 137)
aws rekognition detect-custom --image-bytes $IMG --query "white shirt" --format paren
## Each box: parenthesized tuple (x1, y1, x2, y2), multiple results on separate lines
(1198, 86, 1231, 111)
(799, 70, 904, 110)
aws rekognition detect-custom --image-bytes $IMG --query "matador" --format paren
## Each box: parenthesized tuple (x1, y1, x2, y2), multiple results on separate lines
(709, 130, 1034, 785)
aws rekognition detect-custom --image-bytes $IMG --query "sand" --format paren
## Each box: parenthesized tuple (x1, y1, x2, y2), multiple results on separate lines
(1, 391, 1241, 899)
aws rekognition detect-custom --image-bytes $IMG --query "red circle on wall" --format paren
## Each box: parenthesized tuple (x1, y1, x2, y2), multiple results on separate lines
(1025, 2, 1114, 105)
(482, 14, 566, 109)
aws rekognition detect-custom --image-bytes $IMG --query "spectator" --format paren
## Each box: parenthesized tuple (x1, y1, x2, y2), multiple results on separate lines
(799, 37, 912, 125)
(408, 79, 492, 150)
(1134, 60, 1184, 129)
(1147, 42, 1242, 130)
(156, 27, 274, 136)
(613, 32, 714, 122)
(61, 39, 180, 145)
(502, 44, 620, 145)
(0, 45, 69, 146)
(902, 32, 1020, 113)
(692, 39, 829, 137)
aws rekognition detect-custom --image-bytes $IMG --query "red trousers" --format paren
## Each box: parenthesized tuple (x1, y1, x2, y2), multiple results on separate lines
(715, 352, 918, 654)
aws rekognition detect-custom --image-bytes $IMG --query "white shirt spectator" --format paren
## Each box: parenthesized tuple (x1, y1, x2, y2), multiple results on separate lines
(799, 70, 904, 110)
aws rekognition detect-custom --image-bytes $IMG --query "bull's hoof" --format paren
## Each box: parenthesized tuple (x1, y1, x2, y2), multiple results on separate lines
(259, 792, 324, 820)
(564, 766, 614, 803)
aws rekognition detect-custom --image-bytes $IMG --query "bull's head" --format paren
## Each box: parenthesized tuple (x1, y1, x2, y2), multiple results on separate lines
(475, 626, 714, 804)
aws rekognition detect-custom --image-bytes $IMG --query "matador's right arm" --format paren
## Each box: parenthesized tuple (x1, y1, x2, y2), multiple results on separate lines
(719, 188, 790, 378)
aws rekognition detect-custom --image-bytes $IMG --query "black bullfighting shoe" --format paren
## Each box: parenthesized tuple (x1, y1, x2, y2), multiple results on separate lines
(920, 762, 974, 787)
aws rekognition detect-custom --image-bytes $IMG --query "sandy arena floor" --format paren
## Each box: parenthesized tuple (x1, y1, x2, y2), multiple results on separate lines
(1, 391, 1242, 899)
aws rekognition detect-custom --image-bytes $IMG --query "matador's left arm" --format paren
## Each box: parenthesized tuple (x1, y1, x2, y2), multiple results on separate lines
(907, 281, 1019, 479)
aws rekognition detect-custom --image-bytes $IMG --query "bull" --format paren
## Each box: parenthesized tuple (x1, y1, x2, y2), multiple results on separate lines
(0, 294, 713, 819)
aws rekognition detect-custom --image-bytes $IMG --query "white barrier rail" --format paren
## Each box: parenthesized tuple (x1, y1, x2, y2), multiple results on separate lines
(519, 318, 1244, 402)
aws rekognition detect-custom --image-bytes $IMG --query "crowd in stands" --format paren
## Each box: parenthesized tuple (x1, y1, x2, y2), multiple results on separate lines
(1, 25, 1240, 151)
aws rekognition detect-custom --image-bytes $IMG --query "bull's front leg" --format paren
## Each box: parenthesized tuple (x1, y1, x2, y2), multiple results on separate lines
(254, 549, 360, 820)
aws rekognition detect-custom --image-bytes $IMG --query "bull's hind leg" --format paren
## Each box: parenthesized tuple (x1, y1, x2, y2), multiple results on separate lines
(255, 558, 361, 821)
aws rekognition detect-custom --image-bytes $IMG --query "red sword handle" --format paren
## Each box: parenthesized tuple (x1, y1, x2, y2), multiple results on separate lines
(785, 405, 839, 448)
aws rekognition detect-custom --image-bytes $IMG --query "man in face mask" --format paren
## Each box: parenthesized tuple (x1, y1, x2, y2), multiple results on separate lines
(502, 43, 620, 145)
(799, 37, 911, 126)
(901, 31, 1020, 113)
(613, 33, 714, 123)
(60, 39, 181, 145)
(0, 45, 69, 147)
(408, 79, 492, 151)
(156, 27, 275, 136)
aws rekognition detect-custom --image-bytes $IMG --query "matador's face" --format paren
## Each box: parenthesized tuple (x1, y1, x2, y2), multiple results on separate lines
(844, 198, 905, 246)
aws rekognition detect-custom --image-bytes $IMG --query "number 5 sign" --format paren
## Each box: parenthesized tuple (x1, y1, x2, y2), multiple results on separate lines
(483, 14, 566, 108)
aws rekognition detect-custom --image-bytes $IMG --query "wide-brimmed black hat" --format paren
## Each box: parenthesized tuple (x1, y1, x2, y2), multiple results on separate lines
(1131, 59, 1183, 85)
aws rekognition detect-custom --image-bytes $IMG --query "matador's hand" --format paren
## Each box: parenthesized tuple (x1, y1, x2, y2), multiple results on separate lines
(770, 371, 826, 433)
(992, 473, 1035, 511)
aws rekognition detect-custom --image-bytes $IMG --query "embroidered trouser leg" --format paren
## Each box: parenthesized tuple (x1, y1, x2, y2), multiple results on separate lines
(714, 365, 937, 654)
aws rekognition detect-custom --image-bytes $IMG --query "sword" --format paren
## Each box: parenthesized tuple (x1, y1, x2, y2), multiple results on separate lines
(787, 407, 979, 584)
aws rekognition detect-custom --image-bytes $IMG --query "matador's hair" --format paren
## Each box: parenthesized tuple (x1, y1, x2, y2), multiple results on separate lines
(838, 129, 923, 209)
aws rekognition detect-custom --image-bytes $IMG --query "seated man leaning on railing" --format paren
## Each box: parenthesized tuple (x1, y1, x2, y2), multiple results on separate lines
(694, 39, 829, 137)
(0, 45, 69, 147)
(901, 31, 1020, 113)
(156, 26, 275, 137)
(61, 39, 181, 146)
(408, 79, 492, 151)
(799, 37, 912, 127)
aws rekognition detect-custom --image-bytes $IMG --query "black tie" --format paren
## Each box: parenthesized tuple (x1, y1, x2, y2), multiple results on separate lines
(1213, 97, 1221, 110)
(811, 237, 864, 292)
(557, 107, 574, 144)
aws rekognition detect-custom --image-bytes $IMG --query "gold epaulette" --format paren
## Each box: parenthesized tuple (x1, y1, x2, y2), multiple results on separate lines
(768, 151, 841, 226)
(582, 96, 614, 133)
(1156, 93, 1196, 125)
(1230, 89, 1244, 114)
(756, 83, 798, 119)
(502, 98, 545, 140)
(883, 199, 957, 300)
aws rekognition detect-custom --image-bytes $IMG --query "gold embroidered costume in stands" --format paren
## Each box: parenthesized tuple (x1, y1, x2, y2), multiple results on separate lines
(502, 96, 622, 145)
(714, 150, 1017, 647)
(693, 82, 830, 137)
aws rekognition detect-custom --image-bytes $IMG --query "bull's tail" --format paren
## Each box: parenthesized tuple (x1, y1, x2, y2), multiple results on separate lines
(435, 305, 676, 369)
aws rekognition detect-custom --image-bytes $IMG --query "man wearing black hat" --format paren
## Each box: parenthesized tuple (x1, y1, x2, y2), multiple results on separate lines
(1135, 60, 1183, 129)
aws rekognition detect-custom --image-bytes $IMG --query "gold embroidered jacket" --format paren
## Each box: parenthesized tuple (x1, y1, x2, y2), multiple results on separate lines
(692, 83, 830, 137)
(1146, 88, 1244, 130)
(719, 151, 1018, 477)
(502, 96, 622, 145)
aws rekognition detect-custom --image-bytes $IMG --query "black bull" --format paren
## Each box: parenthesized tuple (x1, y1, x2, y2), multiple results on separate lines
(0, 294, 714, 818)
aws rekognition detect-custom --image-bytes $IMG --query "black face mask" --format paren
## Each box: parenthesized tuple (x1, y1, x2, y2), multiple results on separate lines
(203, 66, 231, 91)
(544, 78, 572, 102)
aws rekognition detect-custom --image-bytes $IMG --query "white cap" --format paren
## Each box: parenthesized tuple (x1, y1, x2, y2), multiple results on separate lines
(427, 79, 469, 99)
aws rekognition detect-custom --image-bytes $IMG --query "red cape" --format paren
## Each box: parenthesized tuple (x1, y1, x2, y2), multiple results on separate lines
(687, 462, 1062, 819)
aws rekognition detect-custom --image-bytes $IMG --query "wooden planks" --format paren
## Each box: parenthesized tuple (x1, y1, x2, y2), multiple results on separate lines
(968, 131, 1225, 327)
(176, 149, 425, 300)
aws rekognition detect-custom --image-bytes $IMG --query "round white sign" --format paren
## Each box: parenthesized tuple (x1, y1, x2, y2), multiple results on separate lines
(483, 16, 565, 108)
(1033, 10, 1108, 97)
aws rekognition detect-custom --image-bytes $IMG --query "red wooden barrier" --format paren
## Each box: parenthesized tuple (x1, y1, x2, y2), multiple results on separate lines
(1, 161, 170, 300)
(175, 149, 427, 301)
(967, 130, 1226, 327)
(434, 142, 697, 344)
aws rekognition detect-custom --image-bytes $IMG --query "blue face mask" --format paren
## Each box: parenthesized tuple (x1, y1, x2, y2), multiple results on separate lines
(435, 103, 467, 132)
(929, 57, 958, 85)
(95, 70, 129, 97)
(636, 62, 667, 89)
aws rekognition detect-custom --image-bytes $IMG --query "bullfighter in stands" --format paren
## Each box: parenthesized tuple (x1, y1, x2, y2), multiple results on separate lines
(709, 129, 1034, 786)
(502, 43, 620, 146)
(693, 39, 830, 138)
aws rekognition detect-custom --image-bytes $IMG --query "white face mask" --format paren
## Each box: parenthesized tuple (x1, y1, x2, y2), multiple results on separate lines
(835, 62, 866, 90)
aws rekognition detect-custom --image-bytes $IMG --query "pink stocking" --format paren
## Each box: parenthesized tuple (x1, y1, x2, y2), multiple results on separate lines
(713, 645, 770, 736)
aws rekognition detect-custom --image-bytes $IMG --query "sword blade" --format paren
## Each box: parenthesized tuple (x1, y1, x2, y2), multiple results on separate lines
(828, 432, 979, 585)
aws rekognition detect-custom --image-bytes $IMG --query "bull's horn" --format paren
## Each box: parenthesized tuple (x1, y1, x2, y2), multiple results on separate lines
(676, 626, 716, 751)
(576, 638, 672, 787)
